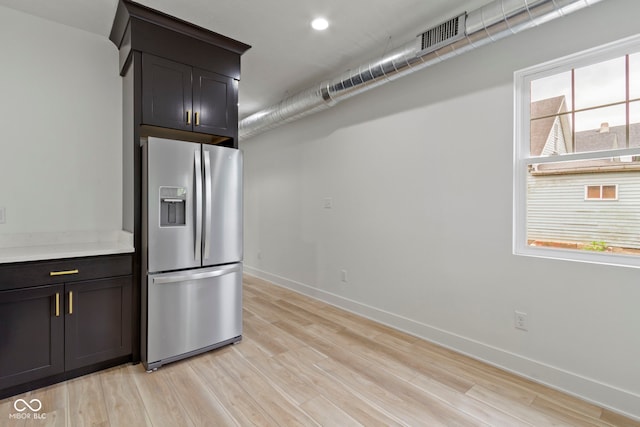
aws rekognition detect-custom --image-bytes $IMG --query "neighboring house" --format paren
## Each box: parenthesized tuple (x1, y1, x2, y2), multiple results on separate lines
(529, 95, 573, 156)
(527, 96, 640, 251)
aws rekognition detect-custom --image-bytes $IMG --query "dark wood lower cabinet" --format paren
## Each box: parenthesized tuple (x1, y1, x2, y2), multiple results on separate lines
(0, 254, 134, 398)
(65, 277, 132, 371)
(0, 285, 65, 390)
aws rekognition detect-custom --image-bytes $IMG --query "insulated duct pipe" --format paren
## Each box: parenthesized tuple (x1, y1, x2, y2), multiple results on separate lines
(239, 0, 603, 141)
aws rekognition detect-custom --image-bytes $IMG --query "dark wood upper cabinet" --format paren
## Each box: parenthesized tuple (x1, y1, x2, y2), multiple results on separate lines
(111, 0, 250, 146)
(193, 68, 237, 137)
(141, 54, 237, 137)
(142, 54, 193, 132)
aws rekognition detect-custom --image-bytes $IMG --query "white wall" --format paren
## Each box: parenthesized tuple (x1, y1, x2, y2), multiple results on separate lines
(242, 0, 640, 419)
(0, 6, 122, 235)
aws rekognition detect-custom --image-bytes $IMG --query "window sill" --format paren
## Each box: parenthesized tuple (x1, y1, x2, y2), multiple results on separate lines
(514, 244, 640, 269)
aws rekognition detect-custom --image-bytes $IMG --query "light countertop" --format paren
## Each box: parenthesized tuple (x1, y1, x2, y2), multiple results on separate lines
(0, 230, 134, 264)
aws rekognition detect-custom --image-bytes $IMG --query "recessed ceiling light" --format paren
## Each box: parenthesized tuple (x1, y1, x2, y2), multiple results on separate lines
(311, 18, 329, 31)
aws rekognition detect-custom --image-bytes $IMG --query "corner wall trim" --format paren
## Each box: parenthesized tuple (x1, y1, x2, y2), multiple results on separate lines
(244, 265, 640, 422)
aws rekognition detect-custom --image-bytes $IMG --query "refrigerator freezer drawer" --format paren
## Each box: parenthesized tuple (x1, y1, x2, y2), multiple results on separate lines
(145, 263, 242, 370)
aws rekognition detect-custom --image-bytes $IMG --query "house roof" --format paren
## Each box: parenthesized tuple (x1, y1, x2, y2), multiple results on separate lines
(530, 95, 640, 155)
(532, 123, 640, 175)
(530, 96, 567, 156)
(530, 97, 640, 175)
(575, 122, 640, 152)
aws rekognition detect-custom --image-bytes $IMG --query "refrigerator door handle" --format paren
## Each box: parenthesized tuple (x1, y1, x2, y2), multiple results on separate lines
(194, 150, 203, 262)
(152, 264, 242, 284)
(203, 149, 212, 259)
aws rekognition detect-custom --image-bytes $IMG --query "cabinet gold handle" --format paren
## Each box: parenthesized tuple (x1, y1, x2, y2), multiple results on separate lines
(50, 269, 79, 276)
(55, 293, 60, 317)
(69, 291, 73, 315)
(186, 110, 192, 124)
(195, 111, 200, 126)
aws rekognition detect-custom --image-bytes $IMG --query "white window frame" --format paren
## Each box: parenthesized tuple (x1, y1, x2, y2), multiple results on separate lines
(584, 184, 618, 201)
(514, 34, 640, 269)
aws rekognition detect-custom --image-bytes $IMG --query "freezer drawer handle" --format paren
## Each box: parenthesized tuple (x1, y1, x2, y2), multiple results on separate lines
(152, 264, 241, 285)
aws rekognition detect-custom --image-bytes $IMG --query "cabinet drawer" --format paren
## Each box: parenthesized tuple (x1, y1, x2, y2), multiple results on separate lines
(0, 254, 133, 291)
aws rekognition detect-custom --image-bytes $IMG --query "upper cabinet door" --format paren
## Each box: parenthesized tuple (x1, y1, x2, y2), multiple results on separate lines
(142, 54, 193, 132)
(193, 68, 237, 137)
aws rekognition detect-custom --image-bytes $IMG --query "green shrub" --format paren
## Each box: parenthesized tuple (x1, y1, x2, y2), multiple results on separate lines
(584, 241, 607, 251)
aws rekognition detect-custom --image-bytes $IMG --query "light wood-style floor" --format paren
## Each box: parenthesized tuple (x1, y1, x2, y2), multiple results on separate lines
(2, 275, 639, 426)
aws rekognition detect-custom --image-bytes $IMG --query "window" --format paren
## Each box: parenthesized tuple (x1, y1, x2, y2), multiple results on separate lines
(515, 35, 640, 267)
(585, 185, 617, 200)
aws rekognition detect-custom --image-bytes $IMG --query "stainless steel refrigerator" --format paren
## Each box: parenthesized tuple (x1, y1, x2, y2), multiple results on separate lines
(141, 136, 242, 371)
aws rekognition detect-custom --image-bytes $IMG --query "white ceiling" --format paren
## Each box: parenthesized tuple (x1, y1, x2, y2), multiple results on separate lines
(0, 0, 487, 119)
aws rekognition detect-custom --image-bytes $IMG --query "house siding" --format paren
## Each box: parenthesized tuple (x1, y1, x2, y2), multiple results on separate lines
(527, 171, 640, 249)
(540, 117, 568, 156)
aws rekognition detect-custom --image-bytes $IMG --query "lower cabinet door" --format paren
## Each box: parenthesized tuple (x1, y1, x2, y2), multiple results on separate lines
(0, 285, 65, 389)
(65, 276, 132, 371)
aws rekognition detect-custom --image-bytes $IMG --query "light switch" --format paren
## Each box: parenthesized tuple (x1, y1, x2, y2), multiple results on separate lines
(0, 207, 5, 224)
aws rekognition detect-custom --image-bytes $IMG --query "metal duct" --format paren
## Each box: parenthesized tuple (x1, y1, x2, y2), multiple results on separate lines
(239, 0, 603, 141)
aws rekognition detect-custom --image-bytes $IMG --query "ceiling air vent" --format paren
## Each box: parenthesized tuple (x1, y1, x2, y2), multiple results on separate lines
(418, 13, 466, 55)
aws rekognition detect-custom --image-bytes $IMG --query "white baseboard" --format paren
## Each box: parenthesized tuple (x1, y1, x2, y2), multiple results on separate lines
(244, 265, 640, 422)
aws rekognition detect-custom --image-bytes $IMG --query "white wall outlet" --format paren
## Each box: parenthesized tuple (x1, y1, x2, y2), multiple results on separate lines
(340, 269, 348, 283)
(323, 197, 333, 209)
(0, 207, 5, 224)
(514, 311, 528, 331)
(257, 250, 262, 260)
